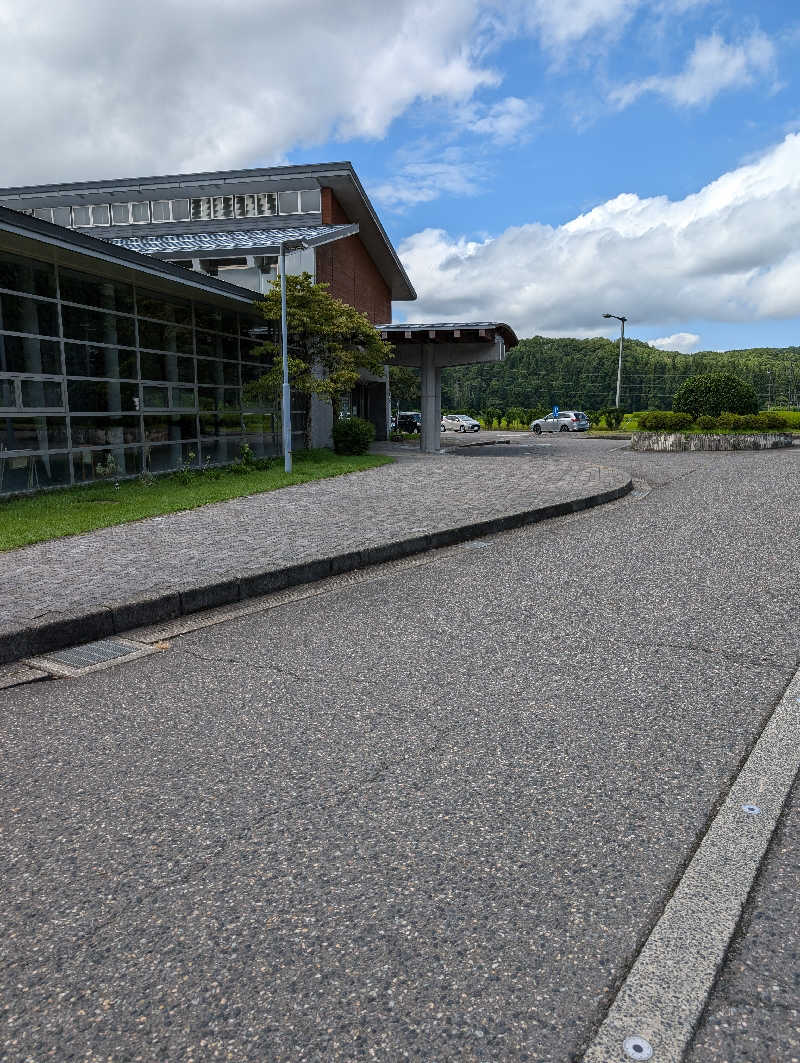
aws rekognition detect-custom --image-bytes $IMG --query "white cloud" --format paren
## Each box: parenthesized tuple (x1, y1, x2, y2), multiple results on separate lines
(0, 0, 499, 184)
(650, 332, 701, 352)
(469, 96, 542, 143)
(399, 133, 800, 336)
(610, 30, 776, 109)
(370, 158, 484, 210)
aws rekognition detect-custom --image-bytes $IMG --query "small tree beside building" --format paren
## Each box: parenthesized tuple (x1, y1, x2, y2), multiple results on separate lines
(248, 273, 394, 432)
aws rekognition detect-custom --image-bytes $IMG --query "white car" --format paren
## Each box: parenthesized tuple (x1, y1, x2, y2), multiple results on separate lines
(530, 410, 590, 433)
(441, 413, 480, 433)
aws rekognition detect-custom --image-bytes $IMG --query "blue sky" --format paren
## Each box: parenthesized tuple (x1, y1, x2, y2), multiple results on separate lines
(2, 0, 800, 352)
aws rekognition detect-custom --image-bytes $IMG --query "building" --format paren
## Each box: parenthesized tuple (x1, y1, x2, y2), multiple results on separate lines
(0, 165, 417, 493)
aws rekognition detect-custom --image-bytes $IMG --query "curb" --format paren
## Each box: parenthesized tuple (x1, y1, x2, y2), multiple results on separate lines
(1, 477, 632, 667)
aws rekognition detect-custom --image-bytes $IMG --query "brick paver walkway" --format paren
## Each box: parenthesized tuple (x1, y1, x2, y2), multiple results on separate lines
(0, 446, 629, 658)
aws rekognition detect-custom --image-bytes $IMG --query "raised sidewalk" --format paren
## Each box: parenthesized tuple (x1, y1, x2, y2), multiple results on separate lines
(0, 448, 631, 665)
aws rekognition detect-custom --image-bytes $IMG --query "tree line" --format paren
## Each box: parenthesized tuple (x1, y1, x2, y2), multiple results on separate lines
(437, 336, 800, 415)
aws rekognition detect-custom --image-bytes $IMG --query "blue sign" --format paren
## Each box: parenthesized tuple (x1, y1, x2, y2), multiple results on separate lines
(553, 405, 559, 418)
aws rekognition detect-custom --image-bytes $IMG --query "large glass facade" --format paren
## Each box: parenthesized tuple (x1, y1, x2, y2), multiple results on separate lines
(0, 246, 301, 495)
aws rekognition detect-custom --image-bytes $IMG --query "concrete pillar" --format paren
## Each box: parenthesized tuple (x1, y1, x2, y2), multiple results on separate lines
(420, 344, 441, 453)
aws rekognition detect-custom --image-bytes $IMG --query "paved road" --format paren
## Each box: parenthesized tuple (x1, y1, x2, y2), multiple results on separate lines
(1, 439, 799, 1061)
(0, 442, 625, 659)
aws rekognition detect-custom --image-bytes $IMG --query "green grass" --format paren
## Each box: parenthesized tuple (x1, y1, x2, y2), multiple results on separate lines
(0, 449, 393, 552)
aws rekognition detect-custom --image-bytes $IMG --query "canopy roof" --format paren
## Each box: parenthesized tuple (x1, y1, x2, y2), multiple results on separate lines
(112, 223, 358, 260)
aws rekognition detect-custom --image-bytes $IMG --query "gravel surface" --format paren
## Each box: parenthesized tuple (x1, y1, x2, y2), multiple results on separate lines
(1, 439, 799, 1061)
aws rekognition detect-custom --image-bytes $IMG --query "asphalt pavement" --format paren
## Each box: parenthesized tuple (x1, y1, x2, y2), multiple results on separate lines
(1, 436, 799, 1061)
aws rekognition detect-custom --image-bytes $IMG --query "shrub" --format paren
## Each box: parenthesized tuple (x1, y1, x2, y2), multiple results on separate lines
(332, 415, 376, 455)
(638, 411, 694, 431)
(762, 412, 788, 430)
(695, 415, 717, 430)
(673, 371, 758, 418)
(600, 406, 625, 430)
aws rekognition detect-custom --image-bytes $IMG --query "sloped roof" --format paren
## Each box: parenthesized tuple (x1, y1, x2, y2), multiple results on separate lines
(111, 223, 358, 258)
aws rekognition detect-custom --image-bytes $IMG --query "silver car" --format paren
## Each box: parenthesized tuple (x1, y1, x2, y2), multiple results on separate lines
(441, 413, 481, 433)
(530, 410, 590, 434)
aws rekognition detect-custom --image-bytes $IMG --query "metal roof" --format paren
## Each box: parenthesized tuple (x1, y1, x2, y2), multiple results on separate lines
(110, 223, 358, 258)
(0, 162, 416, 302)
(0, 205, 258, 305)
(377, 322, 519, 348)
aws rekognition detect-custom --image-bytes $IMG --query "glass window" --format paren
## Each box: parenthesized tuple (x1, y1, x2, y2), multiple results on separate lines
(199, 411, 243, 436)
(91, 204, 110, 226)
(65, 343, 136, 379)
(0, 379, 17, 407)
(278, 191, 300, 215)
(171, 199, 190, 221)
(191, 198, 212, 221)
(70, 415, 140, 446)
(300, 189, 321, 213)
(21, 379, 63, 408)
(2, 416, 67, 452)
(0, 335, 61, 375)
(67, 378, 139, 413)
(241, 362, 268, 386)
(234, 195, 258, 218)
(151, 200, 171, 223)
(138, 319, 193, 355)
(59, 267, 135, 313)
(111, 203, 130, 225)
(256, 193, 277, 216)
(136, 289, 192, 326)
(196, 331, 238, 359)
(194, 306, 234, 334)
(173, 387, 196, 408)
(73, 447, 141, 482)
(211, 196, 234, 220)
(143, 414, 197, 442)
(139, 350, 179, 382)
(0, 250, 57, 298)
(52, 205, 72, 227)
(33, 208, 53, 222)
(0, 292, 59, 337)
(61, 305, 136, 347)
(130, 202, 150, 223)
(142, 385, 169, 408)
(72, 205, 91, 227)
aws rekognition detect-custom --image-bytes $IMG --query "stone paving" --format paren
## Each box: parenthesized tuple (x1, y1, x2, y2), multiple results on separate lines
(0, 446, 627, 633)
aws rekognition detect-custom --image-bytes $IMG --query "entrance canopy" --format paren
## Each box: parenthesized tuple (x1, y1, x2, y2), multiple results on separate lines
(378, 322, 519, 452)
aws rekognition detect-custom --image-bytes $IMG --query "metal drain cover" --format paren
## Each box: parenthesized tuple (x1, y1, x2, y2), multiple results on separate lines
(27, 637, 162, 677)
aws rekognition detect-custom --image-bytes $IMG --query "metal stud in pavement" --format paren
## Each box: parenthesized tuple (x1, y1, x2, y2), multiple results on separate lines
(741, 803, 761, 815)
(623, 1034, 653, 1060)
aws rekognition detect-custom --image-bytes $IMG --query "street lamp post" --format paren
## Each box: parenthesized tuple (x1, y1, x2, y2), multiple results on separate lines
(278, 243, 293, 474)
(276, 239, 308, 475)
(603, 312, 627, 408)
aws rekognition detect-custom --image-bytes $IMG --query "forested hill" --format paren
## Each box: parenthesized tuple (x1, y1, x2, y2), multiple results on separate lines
(440, 336, 800, 412)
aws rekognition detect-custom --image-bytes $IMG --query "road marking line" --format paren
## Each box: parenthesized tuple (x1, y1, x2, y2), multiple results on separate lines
(582, 666, 800, 1063)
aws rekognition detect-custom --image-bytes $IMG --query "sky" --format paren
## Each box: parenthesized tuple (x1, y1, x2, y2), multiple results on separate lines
(1, 0, 800, 352)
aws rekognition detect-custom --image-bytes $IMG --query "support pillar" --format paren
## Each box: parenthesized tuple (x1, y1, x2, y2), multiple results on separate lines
(420, 345, 441, 453)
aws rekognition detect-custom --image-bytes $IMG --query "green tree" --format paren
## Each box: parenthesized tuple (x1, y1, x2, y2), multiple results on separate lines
(672, 371, 758, 418)
(388, 366, 420, 408)
(249, 273, 393, 424)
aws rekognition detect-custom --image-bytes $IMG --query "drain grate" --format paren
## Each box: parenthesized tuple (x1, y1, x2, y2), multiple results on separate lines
(28, 637, 163, 678)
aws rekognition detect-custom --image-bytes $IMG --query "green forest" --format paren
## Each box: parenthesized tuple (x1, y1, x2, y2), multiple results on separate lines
(438, 336, 800, 415)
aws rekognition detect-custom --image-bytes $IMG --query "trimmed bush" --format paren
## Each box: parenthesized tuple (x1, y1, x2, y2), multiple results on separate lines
(332, 415, 376, 455)
(673, 371, 758, 418)
(695, 415, 717, 429)
(600, 406, 624, 430)
(638, 410, 694, 431)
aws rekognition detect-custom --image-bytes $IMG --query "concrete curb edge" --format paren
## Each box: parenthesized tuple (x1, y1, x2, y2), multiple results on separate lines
(2, 476, 632, 666)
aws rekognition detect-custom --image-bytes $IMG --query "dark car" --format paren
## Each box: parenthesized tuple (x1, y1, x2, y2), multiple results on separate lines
(397, 412, 422, 433)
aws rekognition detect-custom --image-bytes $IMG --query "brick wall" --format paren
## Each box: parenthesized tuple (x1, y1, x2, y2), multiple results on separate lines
(317, 188, 391, 324)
